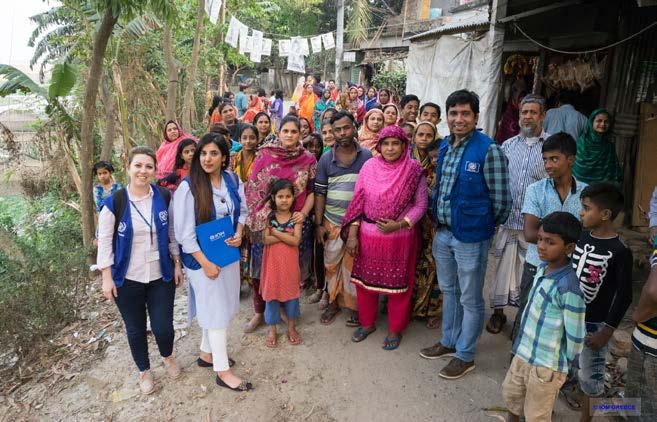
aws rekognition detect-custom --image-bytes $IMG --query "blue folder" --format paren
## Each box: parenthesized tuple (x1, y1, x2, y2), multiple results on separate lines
(195, 216, 240, 268)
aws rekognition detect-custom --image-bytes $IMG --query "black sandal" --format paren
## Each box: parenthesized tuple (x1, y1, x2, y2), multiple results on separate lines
(558, 383, 582, 411)
(351, 326, 376, 342)
(345, 313, 360, 327)
(197, 357, 235, 368)
(215, 375, 253, 391)
(485, 313, 507, 334)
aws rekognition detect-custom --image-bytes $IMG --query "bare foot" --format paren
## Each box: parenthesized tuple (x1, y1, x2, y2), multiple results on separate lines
(265, 327, 277, 348)
(287, 326, 302, 345)
(244, 313, 263, 333)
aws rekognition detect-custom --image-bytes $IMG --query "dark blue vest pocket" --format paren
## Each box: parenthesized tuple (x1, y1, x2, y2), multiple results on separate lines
(456, 201, 494, 235)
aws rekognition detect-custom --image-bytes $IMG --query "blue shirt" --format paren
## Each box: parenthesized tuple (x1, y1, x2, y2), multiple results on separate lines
(522, 177, 587, 267)
(543, 104, 587, 141)
(235, 91, 248, 117)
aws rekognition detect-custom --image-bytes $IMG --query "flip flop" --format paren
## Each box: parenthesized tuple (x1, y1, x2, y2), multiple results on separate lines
(320, 306, 341, 325)
(345, 314, 360, 327)
(382, 334, 402, 351)
(351, 326, 376, 343)
(558, 383, 582, 411)
(287, 332, 302, 345)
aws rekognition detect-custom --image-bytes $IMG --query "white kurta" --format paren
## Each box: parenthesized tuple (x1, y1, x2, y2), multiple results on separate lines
(173, 175, 247, 329)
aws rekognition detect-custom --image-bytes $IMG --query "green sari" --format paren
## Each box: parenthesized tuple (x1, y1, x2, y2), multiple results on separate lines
(573, 108, 622, 184)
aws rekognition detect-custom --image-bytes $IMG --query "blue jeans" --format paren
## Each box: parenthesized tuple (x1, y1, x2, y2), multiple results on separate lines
(264, 298, 300, 325)
(114, 278, 176, 372)
(578, 322, 607, 396)
(432, 229, 490, 362)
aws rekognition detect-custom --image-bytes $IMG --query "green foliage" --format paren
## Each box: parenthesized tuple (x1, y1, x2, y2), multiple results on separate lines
(48, 62, 78, 99)
(0, 194, 87, 357)
(372, 70, 407, 100)
(0, 65, 48, 98)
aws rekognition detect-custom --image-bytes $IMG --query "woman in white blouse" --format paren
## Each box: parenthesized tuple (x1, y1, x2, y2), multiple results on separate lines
(173, 133, 253, 391)
(97, 146, 184, 395)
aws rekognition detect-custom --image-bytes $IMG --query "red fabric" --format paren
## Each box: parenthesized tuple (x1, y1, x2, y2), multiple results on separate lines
(260, 225, 301, 302)
(251, 278, 266, 314)
(155, 121, 196, 179)
(242, 96, 263, 123)
(356, 274, 415, 332)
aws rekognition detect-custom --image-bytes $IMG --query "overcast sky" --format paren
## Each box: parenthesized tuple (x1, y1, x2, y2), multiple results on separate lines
(0, 1, 59, 80)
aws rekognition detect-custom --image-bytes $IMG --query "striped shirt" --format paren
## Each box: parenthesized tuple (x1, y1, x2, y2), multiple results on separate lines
(522, 177, 587, 267)
(435, 131, 512, 227)
(632, 248, 657, 356)
(500, 132, 549, 230)
(315, 142, 372, 226)
(513, 264, 586, 373)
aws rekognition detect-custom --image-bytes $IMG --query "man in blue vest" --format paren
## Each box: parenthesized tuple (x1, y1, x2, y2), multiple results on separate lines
(419, 89, 512, 379)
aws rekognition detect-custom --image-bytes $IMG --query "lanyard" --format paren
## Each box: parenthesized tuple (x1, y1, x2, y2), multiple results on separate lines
(130, 200, 154, 245)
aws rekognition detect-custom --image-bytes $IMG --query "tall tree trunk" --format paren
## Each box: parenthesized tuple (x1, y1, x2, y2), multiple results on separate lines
(110, 61, 131, 165)
(217, 0, 227, 94)
(100, 72, 116, 161)
(79, 9, 118, 250)
(163, 23, 178, 122)
(181, 0, 205, 131)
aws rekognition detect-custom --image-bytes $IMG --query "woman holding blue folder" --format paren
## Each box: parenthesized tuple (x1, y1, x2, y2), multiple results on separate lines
(173, 133, 252, 392)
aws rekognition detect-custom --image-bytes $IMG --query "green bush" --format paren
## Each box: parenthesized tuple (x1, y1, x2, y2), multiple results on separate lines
(372, 70, 407, 102)
(0, 193, 87, 358)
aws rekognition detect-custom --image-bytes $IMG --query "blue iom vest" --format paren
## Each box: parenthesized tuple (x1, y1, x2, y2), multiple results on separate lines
(180, 171, 242, 270)
(432, 130, 495, 243)
(103, 185, 174, 287)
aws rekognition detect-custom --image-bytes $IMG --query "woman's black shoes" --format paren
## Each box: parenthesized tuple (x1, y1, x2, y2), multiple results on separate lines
(197, 357, 235, 368)
(215, 375, 253, 391)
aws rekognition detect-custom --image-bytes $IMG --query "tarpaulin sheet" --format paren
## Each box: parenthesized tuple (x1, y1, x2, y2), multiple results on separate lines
(405, 31, 503, 137)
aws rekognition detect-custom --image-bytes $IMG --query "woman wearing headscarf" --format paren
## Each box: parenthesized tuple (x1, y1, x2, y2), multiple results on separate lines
(242, 95, 263, 124)
(572, 109, 622, 184)
(313, 89, 335, 134)
(156, 120, 196, 179)
(243, 115, 317, 333)
(298, 84, 317, 126)
(342, 125, 427, 350)
(363, 87, 380, 113)
(253, 111, 275, 145)
(378, 89, 394, 106)
(382, 104, 400, 128)
(409, 121, 442, 328)
(358, 108, 385, 155)
(346, 86, 361, 121)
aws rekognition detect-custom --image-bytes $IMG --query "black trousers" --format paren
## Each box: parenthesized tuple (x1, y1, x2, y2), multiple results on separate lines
(114, 278, 175, 371)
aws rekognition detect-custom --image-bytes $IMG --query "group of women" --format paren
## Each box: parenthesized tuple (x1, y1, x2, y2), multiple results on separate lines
(97, 79, 624, 398)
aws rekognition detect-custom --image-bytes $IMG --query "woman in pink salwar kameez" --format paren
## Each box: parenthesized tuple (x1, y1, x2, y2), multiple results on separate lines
(341, 125, 427, 350)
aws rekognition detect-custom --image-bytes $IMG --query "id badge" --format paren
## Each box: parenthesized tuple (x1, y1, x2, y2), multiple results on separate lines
(146, 250, 160, 263)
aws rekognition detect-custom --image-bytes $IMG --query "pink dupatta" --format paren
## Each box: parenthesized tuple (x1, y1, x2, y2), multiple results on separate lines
(156, 121, 196, 179)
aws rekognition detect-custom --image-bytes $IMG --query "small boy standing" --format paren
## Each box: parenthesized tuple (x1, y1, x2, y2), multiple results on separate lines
(574, 182, 633, 422)
(502, 212, 586, 422)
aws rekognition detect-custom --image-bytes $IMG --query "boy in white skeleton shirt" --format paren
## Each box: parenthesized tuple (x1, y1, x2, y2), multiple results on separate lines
(574, 182, 633, 422)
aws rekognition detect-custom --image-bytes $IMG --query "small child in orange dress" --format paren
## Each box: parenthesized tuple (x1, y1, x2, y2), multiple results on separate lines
(261, 179, 303, 348)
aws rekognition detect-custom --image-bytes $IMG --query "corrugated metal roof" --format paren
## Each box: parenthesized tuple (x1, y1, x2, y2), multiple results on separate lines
(406, 9, 490, 41)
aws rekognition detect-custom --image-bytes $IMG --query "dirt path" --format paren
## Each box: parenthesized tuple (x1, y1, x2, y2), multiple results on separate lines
(6, 266, 581, 422)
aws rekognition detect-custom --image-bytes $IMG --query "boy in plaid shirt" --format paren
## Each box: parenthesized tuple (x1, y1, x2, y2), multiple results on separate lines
(502, 212, 586, 421)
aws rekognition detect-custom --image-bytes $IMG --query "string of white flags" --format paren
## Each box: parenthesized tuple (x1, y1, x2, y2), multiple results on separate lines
(224, 15, 337, 74)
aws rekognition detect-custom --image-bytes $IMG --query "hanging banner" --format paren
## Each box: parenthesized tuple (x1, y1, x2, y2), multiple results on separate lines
(205, 0, 222, 24)
(310, 36, 323, 54)
(291, 37, 310, 57)
(278, 40, 291, 57)
(226, 16, 240, 48)
(240, 35, 253, 54)
(261, 38, 272, 56)
(250, 30, 263, 63)
(343, 51, 356, 62)
(322, 32, 335, 50)
(287, 53, 305, 74)
(238, 23, 249, 54)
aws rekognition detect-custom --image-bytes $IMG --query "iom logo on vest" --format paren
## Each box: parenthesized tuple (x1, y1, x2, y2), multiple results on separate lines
(117, 222, 127, 237)
(209, 231, 227, 242)
(465, 161, 480, 173)
(159, 211, 168, 223)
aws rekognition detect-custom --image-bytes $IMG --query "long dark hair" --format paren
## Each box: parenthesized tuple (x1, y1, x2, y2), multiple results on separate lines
(268, 179, 295, 212)
(189, 133, 230, 224)
(174, 138, 196, 170)
(208, 95, 221, 116)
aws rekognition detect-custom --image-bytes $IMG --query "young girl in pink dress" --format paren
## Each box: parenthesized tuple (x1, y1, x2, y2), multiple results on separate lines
(261, 179, 303, 348)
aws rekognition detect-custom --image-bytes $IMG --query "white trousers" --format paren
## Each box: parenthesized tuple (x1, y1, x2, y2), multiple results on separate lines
(200, 328, 229, 371)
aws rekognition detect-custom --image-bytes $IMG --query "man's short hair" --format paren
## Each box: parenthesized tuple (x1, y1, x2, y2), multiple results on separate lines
(400, 94, 420, 109)
(540, 211, 582, 244)
(420, 102, 441, 118)
(581, 182, 625, 219)
(330, 110, 356, 126)
(520, 94, 546, 113)
(542, 132, 577, 157)
(445, 90, 480, 115)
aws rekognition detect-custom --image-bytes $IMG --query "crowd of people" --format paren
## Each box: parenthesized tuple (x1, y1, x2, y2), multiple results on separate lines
(92, 75, 657, 421)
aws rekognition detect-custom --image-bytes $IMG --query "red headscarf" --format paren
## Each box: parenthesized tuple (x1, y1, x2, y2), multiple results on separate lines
(156, 121, 196, 179)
